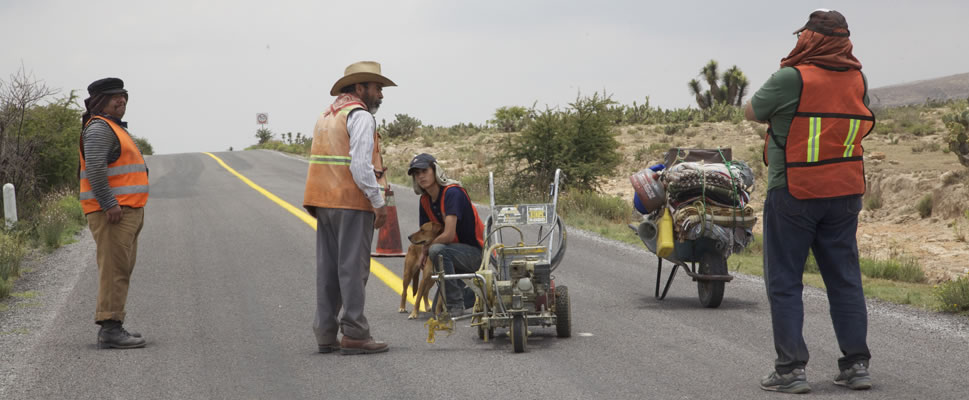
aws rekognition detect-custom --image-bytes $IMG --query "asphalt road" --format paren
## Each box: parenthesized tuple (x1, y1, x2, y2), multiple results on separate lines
(3, 149, 967, 399)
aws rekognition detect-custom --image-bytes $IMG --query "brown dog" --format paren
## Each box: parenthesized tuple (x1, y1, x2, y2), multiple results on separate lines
(401, 221, 442, 319)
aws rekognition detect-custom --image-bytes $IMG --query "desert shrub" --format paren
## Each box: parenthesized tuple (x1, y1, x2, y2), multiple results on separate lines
(558, 190, 630, 223)
(911, 141, 941, 153)
(864, 190, 883, 210)
(860, 256, 926, 283)
(953, 210, 969, 242)
(942, 108, 969, 168)
(877, 106, 936, 137)
(36, 194, 69, 249)
(133, 135, 154, 155)
(634, 146, 650, 162)
(246, 139, 310, 155)
(507, 92, 621, 192)
(255, 127, 273, 144)
(489, 106, 531, 132)
(447, 122, 483, 137)
(916, 193, 933, 218)
(804, 250, 819, 274)
(0, 230, 26, 298)
(55, 191, 84, 226)
(381, 113, 421, 139)
(664, 124, 685, 135)
(935, 275, 969, 313)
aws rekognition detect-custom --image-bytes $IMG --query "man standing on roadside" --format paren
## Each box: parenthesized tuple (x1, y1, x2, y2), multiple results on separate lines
(745, 9, 874, 393)
(79, 77, 148, 349)
(303, 61, 394, 355)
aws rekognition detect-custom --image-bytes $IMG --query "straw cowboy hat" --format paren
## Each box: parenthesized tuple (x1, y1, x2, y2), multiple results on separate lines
(330, 61, 397, 96)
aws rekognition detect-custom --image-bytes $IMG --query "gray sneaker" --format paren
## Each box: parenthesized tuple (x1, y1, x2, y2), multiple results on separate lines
(834, 362, 872, 390)
(760, 368, 811, 394)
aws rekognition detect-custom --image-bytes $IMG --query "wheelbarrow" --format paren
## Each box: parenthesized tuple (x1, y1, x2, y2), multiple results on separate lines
(628, 147, 756, 308)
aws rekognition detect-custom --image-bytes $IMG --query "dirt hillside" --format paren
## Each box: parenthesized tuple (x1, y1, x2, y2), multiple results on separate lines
(384, 110, 969, 283)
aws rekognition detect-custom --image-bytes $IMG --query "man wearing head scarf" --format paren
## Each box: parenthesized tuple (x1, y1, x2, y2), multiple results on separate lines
(408, 153, 485, 317)
(303, 61, 393, 355)
(79, 77, 149, 349)
(745, 10, 874, 393)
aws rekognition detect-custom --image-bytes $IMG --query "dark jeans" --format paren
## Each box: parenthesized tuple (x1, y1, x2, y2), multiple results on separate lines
(763, 188, 871, 373)
(428, 243, 481, 310)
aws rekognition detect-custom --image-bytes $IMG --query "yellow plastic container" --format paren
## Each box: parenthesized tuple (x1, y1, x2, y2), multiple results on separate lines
(657, 207, 674, 258)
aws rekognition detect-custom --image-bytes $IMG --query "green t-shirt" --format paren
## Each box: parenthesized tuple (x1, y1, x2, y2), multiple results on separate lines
(751, 66, 869, 190)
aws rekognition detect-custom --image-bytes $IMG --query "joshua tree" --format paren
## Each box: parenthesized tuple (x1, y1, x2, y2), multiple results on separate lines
(688, 60, 749, 109)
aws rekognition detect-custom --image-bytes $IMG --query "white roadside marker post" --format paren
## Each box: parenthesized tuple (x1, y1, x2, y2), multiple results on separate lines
(3, 183, 16, 228)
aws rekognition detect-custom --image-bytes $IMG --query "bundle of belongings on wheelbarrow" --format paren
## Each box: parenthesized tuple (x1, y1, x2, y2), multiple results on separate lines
(630, 148, 757, 259)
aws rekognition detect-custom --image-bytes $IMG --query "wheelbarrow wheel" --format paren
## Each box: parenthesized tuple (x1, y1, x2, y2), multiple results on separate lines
(697, 252, 726, 308)
(554, 286, 571, 338)
(511, 315, 527, 353)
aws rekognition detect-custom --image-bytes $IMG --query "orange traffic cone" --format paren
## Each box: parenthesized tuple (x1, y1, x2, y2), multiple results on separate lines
(371, 186, 407, 257)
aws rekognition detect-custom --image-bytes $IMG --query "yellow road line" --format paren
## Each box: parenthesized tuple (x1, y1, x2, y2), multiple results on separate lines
(203, 152, 421, 308)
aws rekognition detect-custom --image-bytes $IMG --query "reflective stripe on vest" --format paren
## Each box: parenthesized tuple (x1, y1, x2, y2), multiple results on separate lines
(308, 155, 352, 165)
(303, 102, 386, 212)
(79, 116, 149, 214)
(781, 64, 875, 199)
(420, 185, 485, 248)
(806, 117, 821, 162)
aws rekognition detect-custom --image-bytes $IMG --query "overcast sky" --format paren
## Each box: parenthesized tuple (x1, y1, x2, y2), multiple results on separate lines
(1, 0, 965, 154)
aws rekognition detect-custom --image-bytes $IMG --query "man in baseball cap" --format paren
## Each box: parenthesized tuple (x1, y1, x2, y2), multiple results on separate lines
(746, 9, 873, 393)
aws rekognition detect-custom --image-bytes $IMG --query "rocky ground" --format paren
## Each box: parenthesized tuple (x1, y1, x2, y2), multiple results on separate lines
(384, 115, 969, 283)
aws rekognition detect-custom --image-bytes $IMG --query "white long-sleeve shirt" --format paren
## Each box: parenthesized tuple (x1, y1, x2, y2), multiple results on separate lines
(347, 110, 385, 209)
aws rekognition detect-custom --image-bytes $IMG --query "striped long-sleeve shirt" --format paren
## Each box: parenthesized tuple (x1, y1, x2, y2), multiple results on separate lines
(347, 109, 385, 209)
(81, 119, 142, 211)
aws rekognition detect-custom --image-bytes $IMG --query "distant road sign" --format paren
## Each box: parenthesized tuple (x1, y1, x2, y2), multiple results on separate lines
(256, 113, 268, 124)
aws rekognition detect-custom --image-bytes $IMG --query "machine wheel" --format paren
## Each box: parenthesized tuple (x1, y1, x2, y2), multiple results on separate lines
(697, 252, 726, 308)
(511, 315, 527, 353)
(554, 286, 571, 338)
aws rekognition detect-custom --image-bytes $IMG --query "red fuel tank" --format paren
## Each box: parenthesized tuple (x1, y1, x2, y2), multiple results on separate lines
(630, 168, 665, 213)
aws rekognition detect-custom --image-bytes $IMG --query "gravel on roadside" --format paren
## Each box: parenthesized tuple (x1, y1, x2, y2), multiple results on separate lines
(0, 229, 94, 396)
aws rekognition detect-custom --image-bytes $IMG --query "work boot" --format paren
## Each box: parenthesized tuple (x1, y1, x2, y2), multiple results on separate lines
(339, 336, 388, 355)
(97, 320, 146, 349)
(834, 362, 872, 390)
(98, 323, 142, 339)
(760, 368, 811, 394)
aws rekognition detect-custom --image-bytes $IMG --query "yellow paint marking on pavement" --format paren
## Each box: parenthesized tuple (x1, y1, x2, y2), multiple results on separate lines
(204, 152, 423, 309)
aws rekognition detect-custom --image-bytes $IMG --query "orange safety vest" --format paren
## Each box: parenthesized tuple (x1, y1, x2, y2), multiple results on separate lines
(420, 185, 485, 248)
(764, 64, 875, 199)
(79, 116, 149, 214)
(303, 103, 385, 212)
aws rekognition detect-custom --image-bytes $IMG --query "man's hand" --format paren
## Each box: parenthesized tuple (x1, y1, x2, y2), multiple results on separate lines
(744, 101, 765, 123)
(106, 205, 123, 224)
(417, 244, 430, 268)
(373, 206, 387, 229)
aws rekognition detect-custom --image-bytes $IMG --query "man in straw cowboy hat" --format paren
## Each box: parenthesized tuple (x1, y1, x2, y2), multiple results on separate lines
(304, 61, 395, 355)
(746, 9, 874, 393)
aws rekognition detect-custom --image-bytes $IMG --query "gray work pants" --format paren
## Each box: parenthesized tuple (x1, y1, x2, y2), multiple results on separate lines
(313, 208, 374, 344)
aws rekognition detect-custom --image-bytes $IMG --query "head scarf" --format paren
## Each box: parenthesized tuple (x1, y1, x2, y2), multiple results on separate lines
(412, 160, 462, 195)
(81, 94, 111, 127)
(780, 28, 862, 70)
